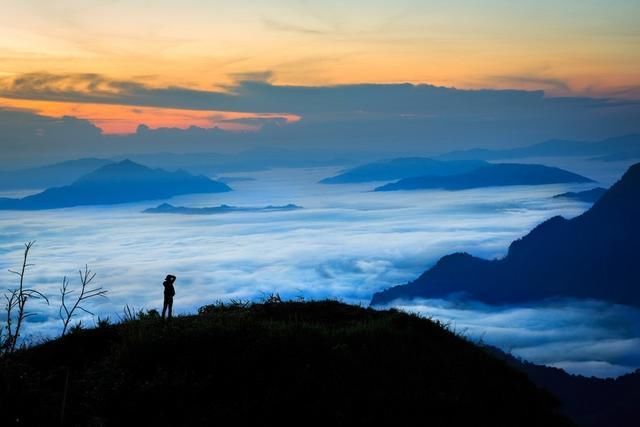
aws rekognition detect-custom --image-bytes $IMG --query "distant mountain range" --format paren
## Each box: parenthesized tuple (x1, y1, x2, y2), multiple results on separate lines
(371, 162, 640, 306)
(374, 163, 593, 191)
(144, 203, 302, 215)
(437, 134, 640, 161)
(553, 188, 607, 203)
(0, 158, 113, 190)
(0, 160, 231, 210)
(319, 158, 488, 184)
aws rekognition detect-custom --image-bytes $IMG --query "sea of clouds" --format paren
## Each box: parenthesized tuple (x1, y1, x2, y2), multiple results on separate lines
(1, 160, 638, 378)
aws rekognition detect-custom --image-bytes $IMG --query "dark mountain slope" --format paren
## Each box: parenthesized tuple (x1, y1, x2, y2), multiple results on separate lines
(375, 163, 592, 191)
(0, 160, 231, 210)
(486, 346, 640, 427)
(371, 162, 640, 305)
(0, 301, 570, 427)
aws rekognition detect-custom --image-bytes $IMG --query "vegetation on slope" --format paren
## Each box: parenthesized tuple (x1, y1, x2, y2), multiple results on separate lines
(0, 300, 571, 426)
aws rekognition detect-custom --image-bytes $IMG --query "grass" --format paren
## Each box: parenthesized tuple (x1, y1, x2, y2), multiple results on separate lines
(0, 300, 572, 426)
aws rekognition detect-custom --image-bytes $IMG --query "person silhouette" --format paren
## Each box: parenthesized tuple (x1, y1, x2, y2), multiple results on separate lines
(162, 274, 176, 320)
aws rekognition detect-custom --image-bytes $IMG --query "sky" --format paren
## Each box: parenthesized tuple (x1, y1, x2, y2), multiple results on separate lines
(0, 0, 639, 137)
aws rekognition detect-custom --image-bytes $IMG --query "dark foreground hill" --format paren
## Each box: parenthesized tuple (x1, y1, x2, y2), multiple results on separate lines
(0, 160, 231, 210)
(371, 162, 640, 306)
(0, 301, 570, 427)
(375, 163, 592, 191)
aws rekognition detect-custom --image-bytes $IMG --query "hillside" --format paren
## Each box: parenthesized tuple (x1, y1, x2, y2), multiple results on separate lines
(374, 163, 592, 191)
(487, 347, 640, 427)
(0, 301, 570, 427)
(0, 160, 231, 210)
(319, 158, 487, 184)
(371, 162, 640, 306)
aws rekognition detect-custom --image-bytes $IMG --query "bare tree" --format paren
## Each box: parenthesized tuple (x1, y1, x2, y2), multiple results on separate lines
(59, 265, 107, 336)
(2, 241, 49, 353)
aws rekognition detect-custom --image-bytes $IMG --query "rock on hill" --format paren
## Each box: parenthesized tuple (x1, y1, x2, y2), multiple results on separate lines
(371, 162, 640, 306)
(0, 301, 570, 426)
(0, 160, 231, 210)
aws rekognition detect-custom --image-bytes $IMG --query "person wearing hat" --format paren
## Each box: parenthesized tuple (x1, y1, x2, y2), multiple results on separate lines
(162, 274, 177, 320)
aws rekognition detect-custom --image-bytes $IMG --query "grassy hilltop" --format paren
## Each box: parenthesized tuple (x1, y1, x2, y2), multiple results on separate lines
(0, 300, 571, 426)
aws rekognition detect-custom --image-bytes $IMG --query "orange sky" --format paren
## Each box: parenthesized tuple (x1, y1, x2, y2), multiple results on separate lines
(0, 1, 638, 133)
(0, 97, 300, 134)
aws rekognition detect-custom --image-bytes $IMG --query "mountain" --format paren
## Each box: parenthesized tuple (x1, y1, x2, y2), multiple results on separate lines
(371, 162, 640, 306)
(319, 158, 488, 184)
(0, 160, 231, 210)
(0, 300, 570, 426)
(117, 147, 361, 175)
(438, 134, 640, 161)
(486, 346, 640, 427)
(0, 158, 113, 190)
(553, 188, 607, 203)
(144, 203, 302, 215)
(374, 163, 593, 191)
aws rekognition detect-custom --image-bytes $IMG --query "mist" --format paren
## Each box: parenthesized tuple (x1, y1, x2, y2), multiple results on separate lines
(2, 162, 637, 377)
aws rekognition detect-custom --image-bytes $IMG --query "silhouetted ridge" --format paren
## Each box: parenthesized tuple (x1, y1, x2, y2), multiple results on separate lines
(438, 134, 640, 161)
(319, 157, 487, 183)
(486, 346, 640, 427)
(0, 160, 231, 210)
(143, 203, 302, 215)
(374, 163, 592, 191)
(0, 301, 570, 426)
(371, 162, 640, 306)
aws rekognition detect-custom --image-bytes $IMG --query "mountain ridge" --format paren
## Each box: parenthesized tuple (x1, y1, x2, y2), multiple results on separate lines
(374, 163, 593, 191)
(0, 160, 231, 210)
(371, 162, 640, 305)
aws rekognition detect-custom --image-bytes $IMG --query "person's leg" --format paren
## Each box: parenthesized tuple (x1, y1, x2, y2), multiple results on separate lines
(162, 299, 168, 319)
(167, 298, 173, 319)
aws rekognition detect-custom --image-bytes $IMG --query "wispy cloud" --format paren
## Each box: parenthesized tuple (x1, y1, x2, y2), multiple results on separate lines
(485, 74, 572, 95)
(262, 17, 329, 35)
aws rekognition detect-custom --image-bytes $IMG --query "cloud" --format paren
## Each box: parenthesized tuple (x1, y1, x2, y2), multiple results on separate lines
(262, 17, 329, 35)
(226, 70, 274, 83)
(485, 74, 573, 95)
(0, 167, 614, 361)
(1, 72, 639, 167)
(387, 297, 640, 378)
(3, 71, 638, 116)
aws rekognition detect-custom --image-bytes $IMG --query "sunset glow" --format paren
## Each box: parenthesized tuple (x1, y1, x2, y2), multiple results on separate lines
(0, 97, 300, 134)
(1, 0, 638, 133)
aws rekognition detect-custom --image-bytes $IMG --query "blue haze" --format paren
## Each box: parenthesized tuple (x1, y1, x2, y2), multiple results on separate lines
(1, 158, 638, 377)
